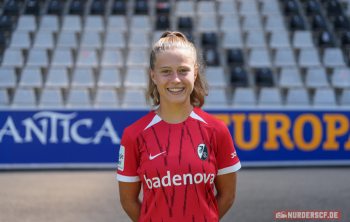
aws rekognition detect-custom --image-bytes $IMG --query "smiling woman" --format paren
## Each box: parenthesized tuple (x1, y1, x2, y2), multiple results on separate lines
(117, 31, 241, 222)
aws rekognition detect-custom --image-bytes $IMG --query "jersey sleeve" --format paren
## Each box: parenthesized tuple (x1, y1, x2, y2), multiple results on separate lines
(216, 121, 241, 176)
(117, 130, 141, 182)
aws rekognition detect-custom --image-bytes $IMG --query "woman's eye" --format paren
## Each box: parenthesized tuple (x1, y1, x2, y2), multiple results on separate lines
(162, 70, 170, 74)
(180, 69, 188, 73)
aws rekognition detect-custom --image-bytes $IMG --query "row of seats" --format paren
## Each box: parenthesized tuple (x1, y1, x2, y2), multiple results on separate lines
(0, 88, 148, 109)
(1, 87, 350, 109)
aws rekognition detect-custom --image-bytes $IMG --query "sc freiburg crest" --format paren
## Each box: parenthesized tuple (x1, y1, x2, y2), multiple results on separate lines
(197, 143, 208, 161)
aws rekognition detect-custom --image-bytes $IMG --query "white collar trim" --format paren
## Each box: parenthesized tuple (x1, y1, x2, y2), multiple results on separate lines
(143, 110, 207, 131)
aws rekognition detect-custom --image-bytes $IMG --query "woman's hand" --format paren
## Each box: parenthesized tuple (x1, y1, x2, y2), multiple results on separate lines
(214, 172, 237, 220)
(119, 181, 142, 222)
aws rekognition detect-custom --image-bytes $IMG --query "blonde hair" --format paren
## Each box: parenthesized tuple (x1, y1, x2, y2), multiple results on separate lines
(147, 31, 209, 108)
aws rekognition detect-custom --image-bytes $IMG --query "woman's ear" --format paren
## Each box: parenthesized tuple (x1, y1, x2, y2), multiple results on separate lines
(149, 69, 157, 85)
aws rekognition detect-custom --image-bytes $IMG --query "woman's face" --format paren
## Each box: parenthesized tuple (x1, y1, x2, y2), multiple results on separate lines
(150, 49, 197, 107)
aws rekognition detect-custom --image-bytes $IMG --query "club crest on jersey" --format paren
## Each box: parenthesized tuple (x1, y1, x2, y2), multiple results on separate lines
(197, 143, 208, 161)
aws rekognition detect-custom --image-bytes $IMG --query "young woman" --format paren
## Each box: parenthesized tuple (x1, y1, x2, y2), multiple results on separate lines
(117, 31, 241, 222)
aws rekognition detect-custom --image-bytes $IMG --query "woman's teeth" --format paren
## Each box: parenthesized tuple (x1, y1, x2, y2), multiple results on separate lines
(168, 88, 184, 92)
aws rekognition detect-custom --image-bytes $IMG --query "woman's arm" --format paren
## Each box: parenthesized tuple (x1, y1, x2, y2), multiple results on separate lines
(214, 172, 237, 220)
(119, 181, 142, 222)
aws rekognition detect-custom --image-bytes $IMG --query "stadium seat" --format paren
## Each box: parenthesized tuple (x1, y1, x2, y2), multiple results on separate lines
(175, 1, 195, 17)
(298, 48, 321, 67)
(33, 32, 54, 49)
(80, 32, 102, 49)
(16, 15, 36, 32)
(97, 68, 122, 88)
(0, 31, 5, 49)
(25, 0, 40, 15)
(274, 48, 296, 67)
(130, 16, 151, 32)
(202, 33, 217, 48)
(293, 31, 314, 49)
(51, 49, 74, 68)
(62, 15, 82, 32)
(9, 31, 31, 49)
(265, 15, 286, 32)
(222, 32, 243, 49)
(305, 0, 322, 16)
(128, 32, 149, 49)
(122, 89, 148, 109)
(286, 88, 310, 106)
(19, 67, 42, 88)
(134, 0, 148, 15)
(218, 2, 237, 16)
(255, 68, 274, 87)
(107, 16, 127, 32)
(269, 31, 291, 48)
(112, 0, 127, 15)
(1, 49, 24, 67)
(178, 17, 193, 31)
(57, 32, 78, 49)
(331, 68, 350, 88)
(341, 32, 350, 48)
(0, 68, 16, 88)
(39, 15, 59, 32)
(70, 0, 85, 15)
(104, 31, 125, 49)
(45, 68, 69, 88)
(327, 0, 342, 17)
(39, 89, 63, 108)
(313, 88, 337, 107)
(239, 1, 259, 16)
(126, 50, 148, 67)
(203, 48, 220, 67)
(279, 67, 303, 87)
(47, 0, 63, 15)
(12, 88, 36, 108)
(197, 1, 216, 17)
(90, 0, 105, 15)
(261, 1, 281, 16)
(317, 31, 335, 48)
(334, 15, 350, 31)
(0, 89, 9, 107)
(205, 67, 226, 88)
(340, 89, 350, 106)
(323, 48, 345, 67)
(305, 67, 329, 88)
(26, 49, 49, 67)
(220, 16, 240, 32)
(66, 89, 91, 108)
(249, 48, 271, 68)
(156, 2, 170, 15)
(204, 89, 228, 108)
(232, 88, 256, 107)
(0, 16, 13, 32)
(101, 50, 123, 68)
(312, 15, 328, 31)
(284, 0, 299, 16)
(246, 31, 266, 48)
(94, 89, 119, 108)
(85, 16, 104, 32)
(197, 17, 218, 33)
(76, 50, 98, 67)
(156, 16, 170, 30)
(258, 88, 282, 106)
(242, 16, 262, 31)
(124, 68, 148, 88)
(71, 68, 94, 88)
(227, 49, 244, 67)
(290, 15, 306, 30)
(230, 67, 248, 87)
(3, 0, 20, 16)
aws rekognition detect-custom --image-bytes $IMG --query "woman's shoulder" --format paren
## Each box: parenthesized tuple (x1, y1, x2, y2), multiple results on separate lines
(193, 107, 228, 132)
(123, 111, 157, 138)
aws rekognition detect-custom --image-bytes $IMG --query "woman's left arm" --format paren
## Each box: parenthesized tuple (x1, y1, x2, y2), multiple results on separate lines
(214, 171, 237, 220)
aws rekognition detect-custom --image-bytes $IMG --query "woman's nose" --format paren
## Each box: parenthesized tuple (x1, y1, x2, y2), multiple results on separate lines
(171, 71, 181, 83)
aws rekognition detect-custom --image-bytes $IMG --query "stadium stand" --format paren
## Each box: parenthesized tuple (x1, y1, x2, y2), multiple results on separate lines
(0, 0, 349, 109)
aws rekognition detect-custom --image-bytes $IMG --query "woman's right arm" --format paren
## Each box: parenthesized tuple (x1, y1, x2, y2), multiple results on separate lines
(119, 181, 142, 222)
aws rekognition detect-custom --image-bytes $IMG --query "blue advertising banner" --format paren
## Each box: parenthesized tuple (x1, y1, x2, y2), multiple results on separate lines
(0, 110, 350, 168)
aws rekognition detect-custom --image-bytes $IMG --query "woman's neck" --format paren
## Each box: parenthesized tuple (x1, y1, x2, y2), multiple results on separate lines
(154, 101, 194, 124)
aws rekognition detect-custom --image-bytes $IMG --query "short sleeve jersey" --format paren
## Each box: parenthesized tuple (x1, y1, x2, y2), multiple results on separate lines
(117, 107, 241, 222)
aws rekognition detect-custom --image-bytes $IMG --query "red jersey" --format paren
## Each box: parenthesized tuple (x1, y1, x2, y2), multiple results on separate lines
(117, 107, 241, 222)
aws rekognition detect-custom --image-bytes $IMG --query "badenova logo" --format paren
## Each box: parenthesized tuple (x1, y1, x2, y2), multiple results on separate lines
(0, 111, 121, 145)
(143, 171, 215, 189)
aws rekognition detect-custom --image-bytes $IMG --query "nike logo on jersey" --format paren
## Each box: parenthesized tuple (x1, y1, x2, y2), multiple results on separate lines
(150, 151, 166, 160)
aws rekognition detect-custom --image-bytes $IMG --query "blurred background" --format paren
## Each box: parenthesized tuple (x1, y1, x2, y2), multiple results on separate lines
(0, 0, 350, 221)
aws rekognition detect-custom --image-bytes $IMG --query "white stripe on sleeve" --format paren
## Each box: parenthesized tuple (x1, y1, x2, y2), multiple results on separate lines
(117, 174, 141, 182)
(217, 161, 241, 176)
